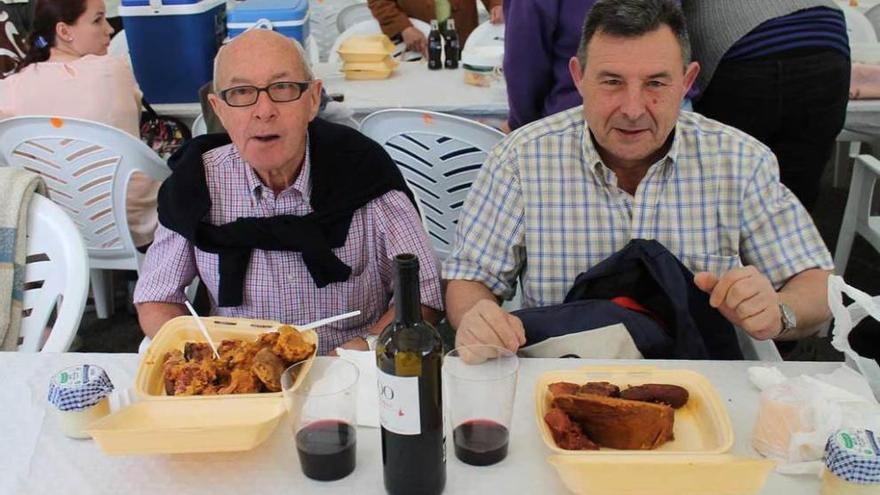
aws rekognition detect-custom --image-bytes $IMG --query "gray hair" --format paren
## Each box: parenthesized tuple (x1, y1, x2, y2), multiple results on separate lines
(213, 31, 314, 93)
(575, 0, 691, 71)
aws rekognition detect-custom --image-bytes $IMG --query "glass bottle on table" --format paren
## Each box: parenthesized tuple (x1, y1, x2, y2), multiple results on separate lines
(376, 253, 446, 495)
(428, 19, 444, 70)
(443, 19, 460, 69)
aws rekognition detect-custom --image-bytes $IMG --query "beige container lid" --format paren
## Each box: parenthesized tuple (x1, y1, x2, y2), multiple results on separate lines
(342, 56, 399, 72)
(337, 34, 396, 63)
(535, 366, 775, 495)
(86, 316, 317, 455)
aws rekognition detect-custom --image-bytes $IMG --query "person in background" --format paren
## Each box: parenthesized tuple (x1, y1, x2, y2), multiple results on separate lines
(502, 0, 595, 132)
(683, 0, 851, 211)
(0, 0, 159, 249)
(134, 30, 442, 353)
(444, 0, 833, 352)
(368, 0, 503, 55)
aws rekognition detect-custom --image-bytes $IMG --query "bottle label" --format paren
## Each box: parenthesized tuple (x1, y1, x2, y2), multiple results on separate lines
(377, 369, 421, 435)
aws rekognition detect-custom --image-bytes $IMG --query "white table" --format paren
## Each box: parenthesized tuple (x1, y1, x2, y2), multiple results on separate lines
(844, 99, 880, 137)
(0, 352, 838, 495)
(151, 61, 509, 125)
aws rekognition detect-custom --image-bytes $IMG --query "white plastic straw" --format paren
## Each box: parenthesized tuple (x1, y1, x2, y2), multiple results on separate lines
(184, 300, 220, 359)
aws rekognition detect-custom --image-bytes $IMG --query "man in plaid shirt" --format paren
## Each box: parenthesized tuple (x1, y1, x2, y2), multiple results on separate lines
(134, 31, 442, 353)
(444, 0, 834, 353)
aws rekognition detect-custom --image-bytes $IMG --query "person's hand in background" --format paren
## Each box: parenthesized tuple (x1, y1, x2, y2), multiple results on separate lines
(401, 26, 428, 56)
(490, 5, 504, 24)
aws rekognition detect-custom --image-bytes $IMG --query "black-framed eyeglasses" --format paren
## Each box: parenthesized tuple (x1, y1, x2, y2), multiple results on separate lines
(218, 81, 312, 107)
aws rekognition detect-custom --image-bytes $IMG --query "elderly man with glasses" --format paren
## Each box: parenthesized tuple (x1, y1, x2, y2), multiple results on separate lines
(134, 29, 442, 354)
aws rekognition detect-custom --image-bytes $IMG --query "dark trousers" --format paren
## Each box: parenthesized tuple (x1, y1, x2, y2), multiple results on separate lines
(694, 49, 851, 211)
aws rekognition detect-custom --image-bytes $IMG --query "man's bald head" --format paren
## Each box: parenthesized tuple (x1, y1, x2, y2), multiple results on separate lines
(213, 30, 314, 92)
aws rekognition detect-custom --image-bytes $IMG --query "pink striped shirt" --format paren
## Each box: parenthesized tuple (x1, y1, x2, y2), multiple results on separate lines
(134, 143, 443, 353)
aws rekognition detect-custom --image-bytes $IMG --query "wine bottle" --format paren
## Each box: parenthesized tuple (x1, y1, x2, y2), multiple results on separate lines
(428, 20, 444, 70)
(377, 253, 445, 495)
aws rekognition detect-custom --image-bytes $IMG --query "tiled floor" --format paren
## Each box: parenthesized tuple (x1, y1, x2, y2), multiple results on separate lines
(76, 160, 880, 361)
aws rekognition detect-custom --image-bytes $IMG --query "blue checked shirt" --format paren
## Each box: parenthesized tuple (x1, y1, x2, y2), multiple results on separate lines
(443, 107, 833, 308)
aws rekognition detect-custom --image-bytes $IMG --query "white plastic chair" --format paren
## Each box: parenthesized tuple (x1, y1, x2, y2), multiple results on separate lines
(19, 194, 89, 352)
(335, 2, 373, 33)
(328, 18, 431, 64)
(844, 6, 878, 42)
(307, 0, 362, 62)
(834, 154, 880, 275)
(360, 109, 504, 261)
(192, 113, 207, 136)
(462, 20, 504, 52)
(867, 4, 880, 35)
(0, 116, 171, 319)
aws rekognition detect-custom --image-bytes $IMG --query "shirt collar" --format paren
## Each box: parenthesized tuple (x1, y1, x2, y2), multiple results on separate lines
(582, 118, 682, 185)
(240, 135, 312, 201)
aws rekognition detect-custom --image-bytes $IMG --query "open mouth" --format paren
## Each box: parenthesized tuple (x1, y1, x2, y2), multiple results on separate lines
(252, 134, 281, 143)
(615, 128, 647, 136)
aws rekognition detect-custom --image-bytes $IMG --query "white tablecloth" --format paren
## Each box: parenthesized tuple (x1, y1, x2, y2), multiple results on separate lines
(844, 99, 880, 138)
(0, 352, 839, 495)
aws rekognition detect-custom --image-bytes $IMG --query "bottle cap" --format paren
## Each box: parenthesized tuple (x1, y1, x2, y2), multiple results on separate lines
(825, 429, 880, 485)
(47, 364, 114, 412)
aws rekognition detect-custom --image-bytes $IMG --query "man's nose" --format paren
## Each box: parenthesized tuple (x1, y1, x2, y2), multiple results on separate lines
(619, 86, 647, 121)
(252, 90, 279, 120)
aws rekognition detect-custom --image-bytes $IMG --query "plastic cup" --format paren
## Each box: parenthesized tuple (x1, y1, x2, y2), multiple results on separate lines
(281, 357, 359, 481)
(443, 344, 519, 466)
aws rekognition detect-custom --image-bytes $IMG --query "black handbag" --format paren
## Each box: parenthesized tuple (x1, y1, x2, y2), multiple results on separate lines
(139, 99, 191, 159)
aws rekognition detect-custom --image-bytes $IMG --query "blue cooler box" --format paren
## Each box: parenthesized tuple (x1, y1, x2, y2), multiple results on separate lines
(227, 0, 309, 44)
(120, 0, 226, 103)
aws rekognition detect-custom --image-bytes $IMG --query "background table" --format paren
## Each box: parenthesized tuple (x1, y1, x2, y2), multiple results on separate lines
(0, 352, 839, 495)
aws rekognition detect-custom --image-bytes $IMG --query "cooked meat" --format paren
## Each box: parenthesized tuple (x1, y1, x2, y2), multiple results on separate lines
(548, 382, 581, 398)
(553, 393, 675, 450)
(162, 350, 186, 395)
(578, 381, 621, 398)
(273, 325, 316, 364)
(620, 384, 689, 409)
(544, 407, 598, 450)
(184, 342, 214, 361)
(169, 360, 220, 396)
(217, 368, 262, 394)
(252, 347, 285, 392)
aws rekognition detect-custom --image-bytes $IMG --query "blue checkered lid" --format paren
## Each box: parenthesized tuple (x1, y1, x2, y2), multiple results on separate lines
(47, 365, 114, 412)
(825, 429, 880, 485)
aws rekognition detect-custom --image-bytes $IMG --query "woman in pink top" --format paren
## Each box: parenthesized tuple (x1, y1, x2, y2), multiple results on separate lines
(0, 0, 159, 248)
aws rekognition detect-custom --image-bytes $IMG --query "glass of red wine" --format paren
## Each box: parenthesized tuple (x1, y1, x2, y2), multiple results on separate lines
(443, 344, 519, 466)
(281, 357, 360, 481)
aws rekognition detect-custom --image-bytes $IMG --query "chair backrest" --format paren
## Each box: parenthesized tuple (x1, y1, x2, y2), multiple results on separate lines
(328, 18, 431, 64)
(844, 6, 878, 42)
(462, 20, 504, 52)
(867, 4, 880, 37)
(0, 116, 170, 270)
(336, 2, 373, 33)
(360, 109, 504, 260)
(192, 113, 208, 136)
(19, 194, 89, 352)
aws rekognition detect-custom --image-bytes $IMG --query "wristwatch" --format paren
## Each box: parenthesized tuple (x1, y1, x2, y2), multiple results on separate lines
(777, 302, 797, 339)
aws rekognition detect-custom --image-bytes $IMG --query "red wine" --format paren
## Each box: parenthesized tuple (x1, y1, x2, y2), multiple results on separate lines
(453, 419, 509, 466)
(295, 419, 356, 481)
(377, 254, 446, 495)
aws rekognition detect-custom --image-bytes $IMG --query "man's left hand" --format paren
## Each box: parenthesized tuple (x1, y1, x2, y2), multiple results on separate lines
(490, 6, 504, 24)
(694, 266, 782, 340)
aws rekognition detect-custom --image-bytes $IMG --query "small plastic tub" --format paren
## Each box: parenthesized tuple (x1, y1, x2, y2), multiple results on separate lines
(47, 364, 114, 439)
(821, 429, 880, 495)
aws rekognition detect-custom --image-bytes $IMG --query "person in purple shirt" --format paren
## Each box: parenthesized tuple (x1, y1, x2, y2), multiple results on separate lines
(502, 0, 595, 131)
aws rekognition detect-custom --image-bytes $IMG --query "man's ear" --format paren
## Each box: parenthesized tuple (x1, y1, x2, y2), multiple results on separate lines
(308, 80, 323, 121)
(207, 92, 226, 128)
(682, 61, 701, 98)
(569, 56, 585, 90)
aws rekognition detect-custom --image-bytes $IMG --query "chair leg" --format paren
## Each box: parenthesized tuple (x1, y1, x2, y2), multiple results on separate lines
(834, 159, 871, 276)
(90, 269, 114, 319)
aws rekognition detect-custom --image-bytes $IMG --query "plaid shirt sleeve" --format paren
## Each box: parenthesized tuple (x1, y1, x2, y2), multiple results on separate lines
(442, 140, 525, 300)
(133, 223, 198, 305)
(739, 152, 834, 288)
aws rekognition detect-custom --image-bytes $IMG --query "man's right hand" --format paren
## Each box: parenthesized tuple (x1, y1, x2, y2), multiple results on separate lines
(401, 26, 428, 56)
(454, 299, 526, 352)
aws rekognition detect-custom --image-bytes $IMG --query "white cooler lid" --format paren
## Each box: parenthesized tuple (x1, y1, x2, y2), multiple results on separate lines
(461, 45, 503, 69)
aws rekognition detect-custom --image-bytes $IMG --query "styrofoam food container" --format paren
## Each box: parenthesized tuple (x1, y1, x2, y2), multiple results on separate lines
(535, 366, 775, 495)
(87, 316, 317, 455)
(337, 34, 395, 63)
